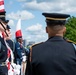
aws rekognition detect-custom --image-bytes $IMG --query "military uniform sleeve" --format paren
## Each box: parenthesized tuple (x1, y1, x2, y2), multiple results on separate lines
(25, 42, 43, 75)
(0, 40, 7, 62)
(25, 49, 33, 75)
(15, 42, 27, 62)
(66, 39, 76, 52)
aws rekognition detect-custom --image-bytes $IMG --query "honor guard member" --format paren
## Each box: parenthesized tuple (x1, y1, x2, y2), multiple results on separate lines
(15, 34, 26, 65)
(3, 24, 16, 75)
(15, 36, 27, 74)
(0, 11, 9, 75)
(25, 13, 76, 75)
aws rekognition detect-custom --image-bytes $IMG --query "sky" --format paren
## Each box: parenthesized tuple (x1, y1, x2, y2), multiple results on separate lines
(4, 0, 76, 43)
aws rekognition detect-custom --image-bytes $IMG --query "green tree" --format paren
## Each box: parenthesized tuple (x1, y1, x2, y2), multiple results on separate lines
(64, 16, 76, 42)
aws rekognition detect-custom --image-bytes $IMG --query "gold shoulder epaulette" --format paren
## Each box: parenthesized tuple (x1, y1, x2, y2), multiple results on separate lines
(66, 39, 76, 44)
(30, 42, 43, 48)
(29, 42, 43, 62)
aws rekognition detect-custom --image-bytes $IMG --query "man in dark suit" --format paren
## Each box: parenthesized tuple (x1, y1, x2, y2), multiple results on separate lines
(26, 13, 76, 75)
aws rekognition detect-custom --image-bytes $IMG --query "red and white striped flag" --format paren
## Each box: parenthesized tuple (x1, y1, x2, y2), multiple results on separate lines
(15, 19, 22, 38)
(0, 0, 5, 12)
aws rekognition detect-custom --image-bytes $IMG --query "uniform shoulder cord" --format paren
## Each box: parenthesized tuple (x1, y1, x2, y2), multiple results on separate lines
(29, 42, 44, 62)
(30, 46, 32, 62)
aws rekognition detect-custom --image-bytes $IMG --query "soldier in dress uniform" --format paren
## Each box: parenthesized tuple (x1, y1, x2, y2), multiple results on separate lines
(25, 13, 76, 75)
(15, 30, 27, 75)
(2, 24, 15, 75)
(0, 11, 9, 75)
(15, 34, 26, 65)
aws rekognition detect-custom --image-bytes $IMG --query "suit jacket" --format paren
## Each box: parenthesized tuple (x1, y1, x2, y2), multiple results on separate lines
(26, 36, 76, 75)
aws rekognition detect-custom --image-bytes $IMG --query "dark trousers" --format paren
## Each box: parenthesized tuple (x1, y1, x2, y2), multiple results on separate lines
(0, 66, 8, 75)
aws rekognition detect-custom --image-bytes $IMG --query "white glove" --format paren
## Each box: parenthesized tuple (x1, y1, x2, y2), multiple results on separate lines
(11, 63, 16, 68)
(14, 64, 21, 75)
(22, 56, 27, 62)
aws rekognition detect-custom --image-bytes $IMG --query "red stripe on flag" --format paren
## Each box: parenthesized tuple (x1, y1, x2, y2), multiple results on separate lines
(0, 0, 4, 1)
(0, 9, 4, 12)
(0, 1, 4, 5)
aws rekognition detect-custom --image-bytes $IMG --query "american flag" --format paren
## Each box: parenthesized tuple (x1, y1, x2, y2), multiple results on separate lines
(0, 0, 5, 12)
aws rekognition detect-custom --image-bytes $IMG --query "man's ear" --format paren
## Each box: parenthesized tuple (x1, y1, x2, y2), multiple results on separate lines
(46, 26, 48, 33)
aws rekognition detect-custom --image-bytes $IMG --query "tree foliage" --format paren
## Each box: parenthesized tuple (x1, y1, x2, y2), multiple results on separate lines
(64, 16, 76, 42)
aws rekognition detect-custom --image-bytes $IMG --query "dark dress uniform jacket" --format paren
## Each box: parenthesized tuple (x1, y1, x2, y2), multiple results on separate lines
(26, 36, 76, 75)
(0, 37, 8, 75)
(15, 41, 26, 65)
(0, 37, 7, 62)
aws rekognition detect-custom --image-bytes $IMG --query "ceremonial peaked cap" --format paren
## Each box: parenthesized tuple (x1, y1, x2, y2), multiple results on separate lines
(42, 13, 70, 25)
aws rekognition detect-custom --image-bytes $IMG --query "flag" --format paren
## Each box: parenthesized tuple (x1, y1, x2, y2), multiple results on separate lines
(0, 0, 9, 23)
(15, 19, 22, 38)
(0, 0, 5, 12)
